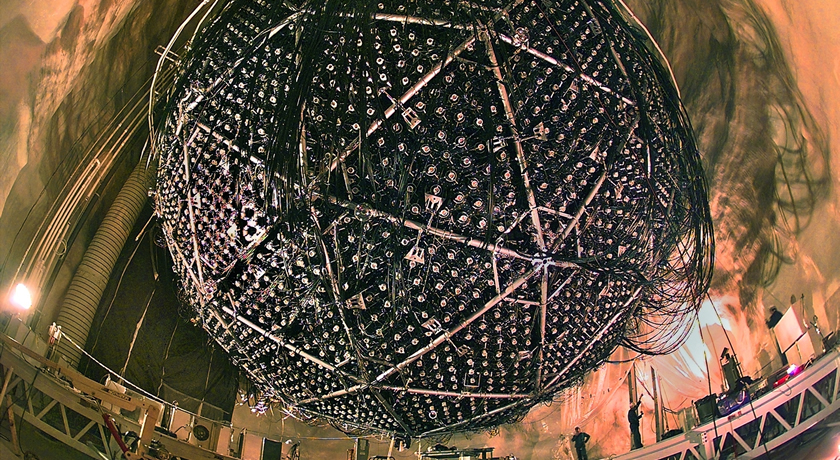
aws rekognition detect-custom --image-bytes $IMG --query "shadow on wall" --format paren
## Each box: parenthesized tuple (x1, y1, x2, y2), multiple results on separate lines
(633, 0, 830, 311)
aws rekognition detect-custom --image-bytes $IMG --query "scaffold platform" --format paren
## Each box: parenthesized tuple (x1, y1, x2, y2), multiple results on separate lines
(607, 347, 840, 460)
(0, 325, 239, 460)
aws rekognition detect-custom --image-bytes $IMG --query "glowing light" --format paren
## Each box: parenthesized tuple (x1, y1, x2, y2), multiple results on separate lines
(697, 297, 733, 330)
(10, 284, 31, 310)
(787, 364, 799, 375)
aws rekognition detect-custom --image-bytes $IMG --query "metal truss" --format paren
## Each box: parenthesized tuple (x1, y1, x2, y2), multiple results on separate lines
(611, 348, 840, 460)
(0, 334, 237, 460)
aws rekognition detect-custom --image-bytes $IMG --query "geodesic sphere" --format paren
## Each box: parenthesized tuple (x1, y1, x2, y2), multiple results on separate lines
(154, 0, 712, 438)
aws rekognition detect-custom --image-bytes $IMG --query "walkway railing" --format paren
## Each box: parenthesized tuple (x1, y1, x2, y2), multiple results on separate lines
(607, 348, 840, 460)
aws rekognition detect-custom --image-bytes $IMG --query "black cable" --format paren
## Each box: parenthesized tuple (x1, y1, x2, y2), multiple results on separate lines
(694, 314, 721, 458)
(705, 292, 774, 459)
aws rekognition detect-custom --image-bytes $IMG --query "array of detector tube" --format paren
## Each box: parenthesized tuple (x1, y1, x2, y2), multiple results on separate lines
(153, 0, 713, 438)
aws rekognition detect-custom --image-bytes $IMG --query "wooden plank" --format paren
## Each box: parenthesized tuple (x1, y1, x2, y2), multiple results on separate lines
(6, 394, 20, 455)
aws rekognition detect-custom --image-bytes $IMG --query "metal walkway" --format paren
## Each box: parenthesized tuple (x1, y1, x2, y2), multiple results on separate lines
(0, 325, 836, 459)
(608, 348, 840, 460)
(0, 326, 238, 460)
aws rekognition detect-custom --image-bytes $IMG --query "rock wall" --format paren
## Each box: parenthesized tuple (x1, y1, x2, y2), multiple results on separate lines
(0, 0, 202, 327)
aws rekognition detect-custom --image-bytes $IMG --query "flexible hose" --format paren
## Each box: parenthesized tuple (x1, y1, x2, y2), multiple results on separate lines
(55, 157, 152, 368)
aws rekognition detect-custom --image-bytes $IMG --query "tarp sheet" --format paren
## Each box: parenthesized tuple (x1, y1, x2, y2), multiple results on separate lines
(80, 204, 238, 421)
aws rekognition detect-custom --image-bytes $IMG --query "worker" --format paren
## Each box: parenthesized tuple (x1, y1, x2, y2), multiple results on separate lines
(47, 322, 61, 360)
(571, 426, 591, 460)
(628, 397, 643, 449)
(766, 307, 783, 328)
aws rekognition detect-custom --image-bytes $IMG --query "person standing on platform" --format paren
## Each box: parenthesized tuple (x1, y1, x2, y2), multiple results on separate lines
(47, 322, 61, 361)
(766, 306, 783, 328)
(629, 397, 643, 449)
(571, 426, 591, 460)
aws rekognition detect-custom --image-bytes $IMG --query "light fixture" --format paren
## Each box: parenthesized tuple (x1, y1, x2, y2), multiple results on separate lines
(10, 283, 31, 310)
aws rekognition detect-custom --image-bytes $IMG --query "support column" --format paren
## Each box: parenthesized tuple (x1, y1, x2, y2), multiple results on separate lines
(652, 367, 662, 441)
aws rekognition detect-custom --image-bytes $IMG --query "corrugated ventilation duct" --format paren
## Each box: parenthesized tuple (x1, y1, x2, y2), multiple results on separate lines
(56, 157, 153, 367)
